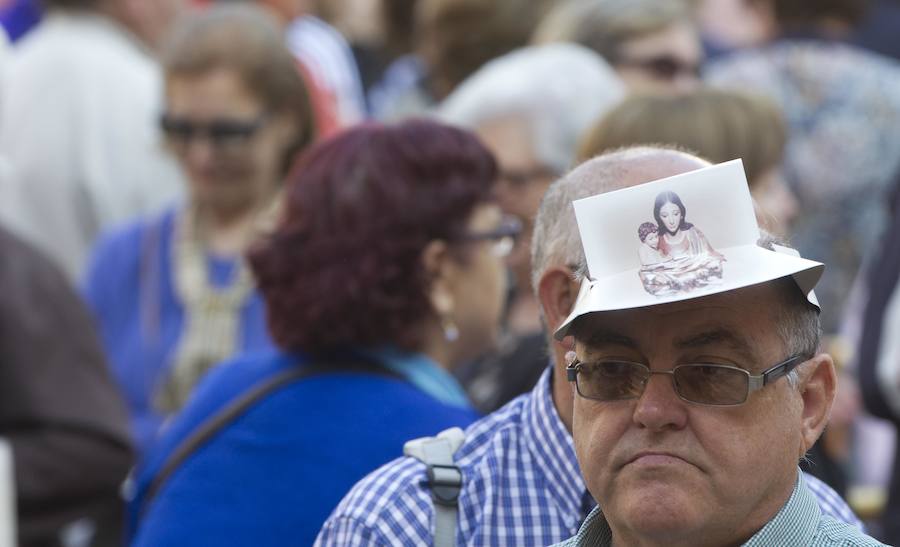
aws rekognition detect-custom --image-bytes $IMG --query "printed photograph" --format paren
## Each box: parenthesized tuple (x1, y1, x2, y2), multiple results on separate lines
(637, 190, 726, 296)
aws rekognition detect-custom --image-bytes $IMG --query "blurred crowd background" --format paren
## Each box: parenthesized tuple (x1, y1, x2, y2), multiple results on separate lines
(0, 0, 898, 545)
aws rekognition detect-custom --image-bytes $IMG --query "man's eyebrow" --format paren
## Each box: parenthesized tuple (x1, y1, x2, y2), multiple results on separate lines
(582, 330, 638, 350)
(673, 328, 758, 363)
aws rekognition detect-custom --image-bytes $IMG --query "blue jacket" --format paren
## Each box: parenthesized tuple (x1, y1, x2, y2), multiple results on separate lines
(129, 350, 480, 546)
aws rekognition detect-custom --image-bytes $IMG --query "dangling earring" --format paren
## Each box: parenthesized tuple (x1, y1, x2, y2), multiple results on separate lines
(442, 316, 459, 342)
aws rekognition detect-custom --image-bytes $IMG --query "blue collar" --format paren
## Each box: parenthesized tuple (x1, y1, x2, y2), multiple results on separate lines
(361, 347, 473, 410)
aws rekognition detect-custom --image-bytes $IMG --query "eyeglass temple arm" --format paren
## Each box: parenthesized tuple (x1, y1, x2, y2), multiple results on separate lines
(566, 361, 580, 383)
(756, 355, 806, 389)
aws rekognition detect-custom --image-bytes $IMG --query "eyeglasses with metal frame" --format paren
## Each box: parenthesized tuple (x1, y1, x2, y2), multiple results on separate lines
(566, 354, 807, 406)
(455, 215, 522, 258)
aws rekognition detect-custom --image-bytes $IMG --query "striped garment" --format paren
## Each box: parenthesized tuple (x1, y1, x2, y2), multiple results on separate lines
(316, 367, 862, 546)
(554, 473, 884, 546)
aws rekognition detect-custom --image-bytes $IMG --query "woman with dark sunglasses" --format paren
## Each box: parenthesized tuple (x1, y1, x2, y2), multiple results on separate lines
(82, 5, 315, 455)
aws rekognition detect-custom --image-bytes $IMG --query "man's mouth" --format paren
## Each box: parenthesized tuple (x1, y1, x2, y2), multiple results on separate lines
(626, 451, 692, 469)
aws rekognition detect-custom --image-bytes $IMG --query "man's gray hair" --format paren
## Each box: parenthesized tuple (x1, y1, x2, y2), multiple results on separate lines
(438, 43, 625, 174)
(757, 234, 822, 387)
(531, 146, 694, 292)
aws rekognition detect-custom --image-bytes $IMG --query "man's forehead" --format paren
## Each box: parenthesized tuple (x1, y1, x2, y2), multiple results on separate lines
(574, 284, 782, 356)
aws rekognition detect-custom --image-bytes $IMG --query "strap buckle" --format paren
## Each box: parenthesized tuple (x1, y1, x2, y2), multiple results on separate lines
(426, 464, 462, 506)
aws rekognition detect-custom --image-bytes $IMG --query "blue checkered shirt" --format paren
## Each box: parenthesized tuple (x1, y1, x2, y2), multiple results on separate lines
(316, 367, 862, 546)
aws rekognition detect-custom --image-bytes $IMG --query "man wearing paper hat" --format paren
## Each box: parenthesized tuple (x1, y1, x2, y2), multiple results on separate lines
(553, 154, 883, 545)
(318, 146, 862, 546)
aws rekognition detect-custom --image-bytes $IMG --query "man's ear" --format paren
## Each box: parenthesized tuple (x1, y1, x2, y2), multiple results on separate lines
(537, 266, 579, 334)
(422, 240, 454, 317)
(798, 353, 837, 456)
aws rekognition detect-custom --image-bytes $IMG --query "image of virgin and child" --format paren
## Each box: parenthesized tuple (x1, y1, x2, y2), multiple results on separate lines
(637, 190, 725, 296)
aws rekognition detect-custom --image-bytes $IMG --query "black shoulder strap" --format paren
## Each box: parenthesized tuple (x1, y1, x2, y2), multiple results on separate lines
(140, 360, 392, 516)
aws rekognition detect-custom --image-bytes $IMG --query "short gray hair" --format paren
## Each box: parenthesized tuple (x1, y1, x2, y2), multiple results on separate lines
(757, 234, 821, 387)
(438, 43, 625, 174)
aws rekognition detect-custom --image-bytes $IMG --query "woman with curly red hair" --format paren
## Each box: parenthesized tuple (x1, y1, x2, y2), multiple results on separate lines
(128, 118, 516, 546)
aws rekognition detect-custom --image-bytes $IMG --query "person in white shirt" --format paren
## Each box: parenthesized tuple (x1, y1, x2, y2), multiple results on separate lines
(0, 0, 186, 280)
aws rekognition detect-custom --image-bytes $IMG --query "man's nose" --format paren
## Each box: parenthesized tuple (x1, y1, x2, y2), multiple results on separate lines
(631, 371, 689, 431)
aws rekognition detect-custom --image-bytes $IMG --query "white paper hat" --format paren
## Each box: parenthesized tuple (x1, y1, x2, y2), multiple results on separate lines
(555, 160, 824, 340)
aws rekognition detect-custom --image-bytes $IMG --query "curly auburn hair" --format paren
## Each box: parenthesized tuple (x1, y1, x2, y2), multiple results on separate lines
(248, 119, 497, 355)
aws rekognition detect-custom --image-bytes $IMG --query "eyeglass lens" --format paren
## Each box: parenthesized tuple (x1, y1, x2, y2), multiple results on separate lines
(161, 115, 265, 151)
(458, 216, 522, 258)
(575, 361, 750, 405)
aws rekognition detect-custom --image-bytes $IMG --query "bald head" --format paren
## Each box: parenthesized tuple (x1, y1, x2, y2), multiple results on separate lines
(531, 146, 709, 292)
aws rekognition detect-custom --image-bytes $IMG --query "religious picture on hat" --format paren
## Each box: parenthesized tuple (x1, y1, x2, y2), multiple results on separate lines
(636, 190, 726, 297)
(555, 159, 824, 340)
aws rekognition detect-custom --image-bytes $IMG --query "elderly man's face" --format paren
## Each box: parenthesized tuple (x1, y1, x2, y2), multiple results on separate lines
(570, 283, 825, 545)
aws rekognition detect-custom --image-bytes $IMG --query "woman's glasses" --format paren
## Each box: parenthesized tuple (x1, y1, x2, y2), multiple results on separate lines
(160, 113, 268, 154)
(566, 355, 806, 406)
(457, 215, 522, 258)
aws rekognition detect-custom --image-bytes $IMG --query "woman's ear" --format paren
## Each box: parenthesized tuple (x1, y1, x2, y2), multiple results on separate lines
(422, 240, 455, 317)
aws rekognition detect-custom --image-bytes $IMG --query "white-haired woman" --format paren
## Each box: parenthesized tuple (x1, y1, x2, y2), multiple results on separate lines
(438, 42, 625, 411)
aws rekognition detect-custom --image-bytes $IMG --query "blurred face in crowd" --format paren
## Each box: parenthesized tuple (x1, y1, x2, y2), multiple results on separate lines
(163, 68, 296, 220)
(475, 115, 556, 283)
(447, 203, 511, 364)
(568, 283, 834, 546)
(614, 21, 703, 95)
(752, 168, 799, 237)
(695, 0, 775, 51)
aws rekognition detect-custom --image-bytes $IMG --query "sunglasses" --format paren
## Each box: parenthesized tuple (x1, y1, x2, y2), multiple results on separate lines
(160, 113, 268, 152)
(616, 55, 702, 81)
(566, 354, 805, 406)
(456, 215, 522, 258)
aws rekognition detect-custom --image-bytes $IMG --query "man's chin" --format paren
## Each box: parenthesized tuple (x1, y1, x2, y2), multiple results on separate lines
(609, 471, 709, 526)
(612, 486, 707, 538)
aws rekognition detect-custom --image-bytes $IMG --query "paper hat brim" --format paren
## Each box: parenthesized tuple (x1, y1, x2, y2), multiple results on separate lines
(554, 243, 824, 340)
